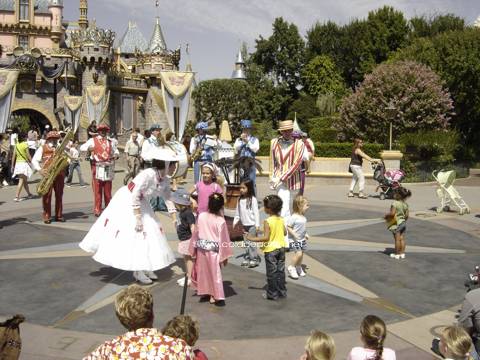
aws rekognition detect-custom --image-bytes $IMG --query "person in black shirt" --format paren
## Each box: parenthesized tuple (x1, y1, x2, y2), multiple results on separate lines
(171, 189, 196, 287)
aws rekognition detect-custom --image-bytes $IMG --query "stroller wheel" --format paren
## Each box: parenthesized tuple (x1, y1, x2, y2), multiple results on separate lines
(379, 193, 386, 200)
(443, 206, 450, 212)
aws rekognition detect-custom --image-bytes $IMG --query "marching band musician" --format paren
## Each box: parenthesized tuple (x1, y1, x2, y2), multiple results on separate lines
(32, 131, 65, 224)
(189, 121, 217, 183)
(269, 120, 309, 220)
(234, 119, 260, 187)
(80, 124, 119, 217)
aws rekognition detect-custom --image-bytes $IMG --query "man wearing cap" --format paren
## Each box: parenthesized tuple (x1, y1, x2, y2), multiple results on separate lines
(80, 123, 119, 217)
(32, 131, 66, 223)
(234, 119, 259, 186)
(269, 120, 308, 219)
(190, 121, 216, 183)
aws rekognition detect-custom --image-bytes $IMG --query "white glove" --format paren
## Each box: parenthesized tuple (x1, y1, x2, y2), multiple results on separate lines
(135, 214, 143, 232)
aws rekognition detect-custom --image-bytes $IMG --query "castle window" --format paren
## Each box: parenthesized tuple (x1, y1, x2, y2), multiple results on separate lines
(18, 35, 29, 49)
(19, 0, 29, 21)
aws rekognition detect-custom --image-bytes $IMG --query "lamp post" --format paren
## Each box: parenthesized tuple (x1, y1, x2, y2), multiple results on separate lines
(385, 103, 396, 151)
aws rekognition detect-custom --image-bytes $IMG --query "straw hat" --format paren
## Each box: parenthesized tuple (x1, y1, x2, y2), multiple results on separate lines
(278, 120, 294, 131)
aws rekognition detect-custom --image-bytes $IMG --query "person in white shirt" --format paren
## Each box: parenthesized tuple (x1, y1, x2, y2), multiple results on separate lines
(234, 119, 260, 189)
(233, 179, 261, 268)
(65, 140, 86, 187)
(79, 124, 119, 216)
(123, 132, 141, 185)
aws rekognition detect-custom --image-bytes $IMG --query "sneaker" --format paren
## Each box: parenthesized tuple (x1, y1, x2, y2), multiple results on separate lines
(144, 270, 158, 280)
(296, 266, 306, 277)
(2, 180, 8, 186)
(399, 254, 406, 259)
(13, 197, 24, 202)
(358, 193, 368, 199)
(348, 192, 354, 198)
(390, 253, 397, 258)
(288, 265, 299, 279)
(393, 254, 401, 260)
(248, 260, 259, 268)
(133, 271, 153, 285)
(241, 259, 250, 267)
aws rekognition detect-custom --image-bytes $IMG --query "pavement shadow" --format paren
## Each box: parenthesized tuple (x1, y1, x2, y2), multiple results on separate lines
(382, 247, 396, 256)
(0, 217, 29, 228)
(223, 280, 237, 299)
(63, 211, 90, 221)
(89, 267, 126, 284)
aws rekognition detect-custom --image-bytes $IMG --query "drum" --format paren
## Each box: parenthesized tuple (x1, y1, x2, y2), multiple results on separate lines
(168, 141, 188, 178)
(216, 142, 234, 161)
(225, 184, 242, 210)
(95, 161, 114, 181)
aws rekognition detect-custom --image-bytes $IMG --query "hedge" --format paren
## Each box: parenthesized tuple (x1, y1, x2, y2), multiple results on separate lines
(258, 140, 383, 158)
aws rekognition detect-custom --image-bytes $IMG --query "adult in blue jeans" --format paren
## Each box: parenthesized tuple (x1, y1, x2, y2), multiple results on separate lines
(65, 141, 86, 187)
(189, 121, 217, 184)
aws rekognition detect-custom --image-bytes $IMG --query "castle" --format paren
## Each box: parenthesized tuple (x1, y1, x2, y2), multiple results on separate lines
(0, 0, 196, 142)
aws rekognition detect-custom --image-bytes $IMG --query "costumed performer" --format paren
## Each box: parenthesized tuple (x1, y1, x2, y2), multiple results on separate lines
(190, 121, 217, 184)
(233, 119, 259, 191)
(80, 123, 119, 217)
(79, 146, 179, 284)
(32, 131, 65, 224)
(269, 120, 308, 219)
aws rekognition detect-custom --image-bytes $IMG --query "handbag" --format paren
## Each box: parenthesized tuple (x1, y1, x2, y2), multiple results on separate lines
(195, 239, 219, 252)
(348, 162, 353, 173)
(385, 213, 397, 228)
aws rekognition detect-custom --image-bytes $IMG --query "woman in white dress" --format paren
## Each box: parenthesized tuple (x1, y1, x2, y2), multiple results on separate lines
(79, 146, 178, 284)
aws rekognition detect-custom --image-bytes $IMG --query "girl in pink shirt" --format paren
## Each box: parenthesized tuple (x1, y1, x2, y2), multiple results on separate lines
(192, 163, 223, 214)
(347, 315, 396, 360)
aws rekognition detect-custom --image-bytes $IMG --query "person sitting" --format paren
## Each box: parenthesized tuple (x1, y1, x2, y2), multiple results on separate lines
(162, 315, 208, 360)
(84, 284, 193, 359)
(458, 287, 480, 356)
(298, 330, 335, 360)
(438, 325, 475, 360)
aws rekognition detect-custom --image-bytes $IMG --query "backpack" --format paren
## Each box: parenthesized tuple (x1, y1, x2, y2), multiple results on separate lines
(0, 314, 25, 360)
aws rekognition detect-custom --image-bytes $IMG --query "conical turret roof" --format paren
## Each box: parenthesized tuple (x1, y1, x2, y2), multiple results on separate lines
(148, 17, 167, 54)
(117, 21, 148, 54)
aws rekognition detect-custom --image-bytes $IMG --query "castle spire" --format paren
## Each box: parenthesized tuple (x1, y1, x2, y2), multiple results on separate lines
(231, 48, 246, 80)
(148, 17, 167, 54)
(79, 0, 88, 29)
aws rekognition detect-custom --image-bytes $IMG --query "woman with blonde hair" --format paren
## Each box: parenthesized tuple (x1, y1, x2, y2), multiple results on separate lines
(299, 330, 335, 360)
(439, 325, 474, 360)
(348, 315, 396, 360)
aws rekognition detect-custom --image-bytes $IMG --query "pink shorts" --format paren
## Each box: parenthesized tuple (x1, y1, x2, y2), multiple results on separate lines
(177, 240, 191, 256)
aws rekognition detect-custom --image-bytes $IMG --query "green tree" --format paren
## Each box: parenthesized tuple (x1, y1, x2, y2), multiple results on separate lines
(410, 14, 465, 39)
(286, 92, 320, 129)
(251, 17, 306, 95)
(393, 28, 480, 158)
(302, 55, 346, 98)
(306, 21, 342, 61)
(192, 79, 253, 132)
(337, 60, 453, 145)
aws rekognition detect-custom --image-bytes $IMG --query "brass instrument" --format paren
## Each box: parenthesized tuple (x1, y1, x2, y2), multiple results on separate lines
(37, 130, 74, 196)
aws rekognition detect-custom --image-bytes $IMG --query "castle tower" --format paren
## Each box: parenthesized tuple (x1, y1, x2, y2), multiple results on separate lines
(79, 0, 88, 29)
(148, 17, 167, 54)
(48, 0, 64, 48)
(231, 49, 246, 80)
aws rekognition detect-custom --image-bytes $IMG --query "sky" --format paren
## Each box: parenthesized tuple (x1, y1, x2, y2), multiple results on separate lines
(63, 0, 480, 82)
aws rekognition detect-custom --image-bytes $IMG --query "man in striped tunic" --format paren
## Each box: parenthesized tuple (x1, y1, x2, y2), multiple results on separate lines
(269, 120, 308, 219)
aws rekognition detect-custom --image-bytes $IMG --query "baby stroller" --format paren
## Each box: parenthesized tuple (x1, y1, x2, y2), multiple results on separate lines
(372, 161, 405, 200)
(432, 169, 470, 215)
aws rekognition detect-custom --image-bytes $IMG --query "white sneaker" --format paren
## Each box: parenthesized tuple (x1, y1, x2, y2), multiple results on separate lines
(288, 265, 299, 279)
(133, 271, 153, 284)
(144, 270, 158, 280)
(399, 254, 406, 259)
(390, 253, 397, 258)
(2, 180, 8, 186)
(296, 266, 306, 277)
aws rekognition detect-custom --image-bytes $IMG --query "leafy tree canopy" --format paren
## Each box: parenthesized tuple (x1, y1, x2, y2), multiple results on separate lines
(302, 55, 346, 98)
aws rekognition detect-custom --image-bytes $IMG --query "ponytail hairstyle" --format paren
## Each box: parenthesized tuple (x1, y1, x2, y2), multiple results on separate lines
(360, 315, 387, 360)
(441, 325, 473, 360)
(240, 179, 255, 209)
(208, 192, 224, 215)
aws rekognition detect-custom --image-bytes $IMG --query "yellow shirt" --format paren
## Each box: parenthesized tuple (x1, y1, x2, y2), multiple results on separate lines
(15, 142, 29, 163)
(262, 215, 285, 253)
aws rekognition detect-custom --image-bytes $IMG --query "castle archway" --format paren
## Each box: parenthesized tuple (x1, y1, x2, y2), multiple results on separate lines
(11, 101, 59, 130)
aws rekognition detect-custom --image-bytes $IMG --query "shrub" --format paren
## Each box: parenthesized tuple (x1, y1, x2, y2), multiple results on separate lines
(398, 130, 460, 163)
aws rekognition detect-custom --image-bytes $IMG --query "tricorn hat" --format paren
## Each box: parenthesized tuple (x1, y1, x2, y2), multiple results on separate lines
(278, 120, 294, 131)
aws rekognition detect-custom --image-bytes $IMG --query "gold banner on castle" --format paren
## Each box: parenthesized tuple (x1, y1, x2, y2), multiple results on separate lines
(0, 70, 19, 99)
(64, 95, 83, 111)
(158, 71, 193, 98)
(86, 85, 106, 105)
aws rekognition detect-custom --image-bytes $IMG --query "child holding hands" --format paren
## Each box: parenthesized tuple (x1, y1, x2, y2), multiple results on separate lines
(287, 195, 309, 279)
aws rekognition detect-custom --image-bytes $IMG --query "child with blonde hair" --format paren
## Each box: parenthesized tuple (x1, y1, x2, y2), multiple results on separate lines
(347, 315, 396, 360)
(439, 325, 474, 360)
(299, 330, 336, 360)
(287, 195, 309, 279)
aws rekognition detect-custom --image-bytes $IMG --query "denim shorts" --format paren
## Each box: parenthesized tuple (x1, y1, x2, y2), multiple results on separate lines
(289, 239, 307, 252)
(391, 222, 406, 234)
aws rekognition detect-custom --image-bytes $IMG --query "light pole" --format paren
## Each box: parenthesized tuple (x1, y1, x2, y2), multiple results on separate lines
(385, 103, 396, 151)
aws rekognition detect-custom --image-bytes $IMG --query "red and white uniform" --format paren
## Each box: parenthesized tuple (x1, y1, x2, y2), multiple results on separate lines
(80, 135, 119, 216)
(32, 143, 65, 221)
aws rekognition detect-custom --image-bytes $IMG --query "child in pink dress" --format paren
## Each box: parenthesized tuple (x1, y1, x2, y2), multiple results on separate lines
(190, 193, 232, 306)
(192, 163, 223, 214)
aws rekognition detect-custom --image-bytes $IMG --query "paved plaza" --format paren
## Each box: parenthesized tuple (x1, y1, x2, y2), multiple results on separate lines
(0, 163, 479, 359)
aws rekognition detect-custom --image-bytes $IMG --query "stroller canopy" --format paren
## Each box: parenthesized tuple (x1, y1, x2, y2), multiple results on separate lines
(436, 170, 456, 187)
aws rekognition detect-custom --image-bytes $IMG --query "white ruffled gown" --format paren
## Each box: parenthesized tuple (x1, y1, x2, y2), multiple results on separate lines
(79, 168, 176, 271)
